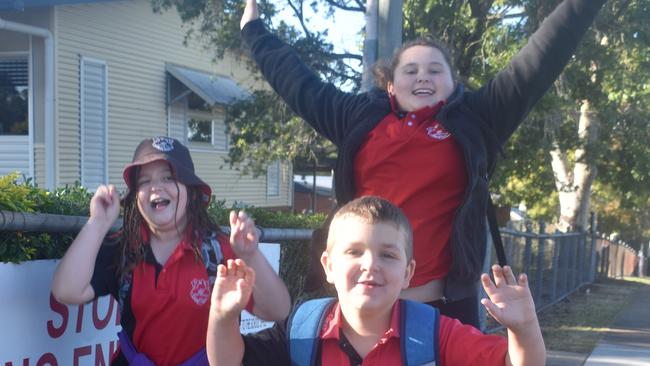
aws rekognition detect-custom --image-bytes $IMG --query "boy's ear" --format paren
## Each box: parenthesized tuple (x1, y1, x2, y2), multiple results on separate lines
(320, 251, 335, 285)
(402, 259, 416, 290)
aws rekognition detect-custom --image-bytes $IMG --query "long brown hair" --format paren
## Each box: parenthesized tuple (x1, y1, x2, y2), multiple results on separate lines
(372, 37, 455, 91)
(117, 167, 219, 279)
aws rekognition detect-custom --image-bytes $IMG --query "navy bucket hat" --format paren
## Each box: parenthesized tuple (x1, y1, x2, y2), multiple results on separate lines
(122, 136, 212, 204)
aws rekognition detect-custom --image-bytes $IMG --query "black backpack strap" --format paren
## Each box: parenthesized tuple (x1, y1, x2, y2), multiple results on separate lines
(487, 195, 508, 266)
(202, 231, 225, 288)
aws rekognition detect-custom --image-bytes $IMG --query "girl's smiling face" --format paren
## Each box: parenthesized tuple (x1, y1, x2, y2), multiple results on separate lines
(388, 45, 455, 112)
(136, 160, 188, 234)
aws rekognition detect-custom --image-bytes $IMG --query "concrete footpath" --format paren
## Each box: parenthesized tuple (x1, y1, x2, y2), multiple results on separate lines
(547, 282, 650, 366)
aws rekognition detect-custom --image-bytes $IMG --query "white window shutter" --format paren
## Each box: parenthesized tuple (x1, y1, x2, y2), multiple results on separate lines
(267, 160, 280, 197)
(80, 57, 108, 189)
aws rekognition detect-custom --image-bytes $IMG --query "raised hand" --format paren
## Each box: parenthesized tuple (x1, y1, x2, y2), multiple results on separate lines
(240, 0, 259, 30)
(480, 265, 538, 332)
(210, 259, 256, 319)
(229, 210, 260, 260)
(88, 184, 120, 228)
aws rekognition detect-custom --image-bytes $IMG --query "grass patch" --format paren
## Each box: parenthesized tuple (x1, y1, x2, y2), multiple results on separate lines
(538, 277, 650, 353)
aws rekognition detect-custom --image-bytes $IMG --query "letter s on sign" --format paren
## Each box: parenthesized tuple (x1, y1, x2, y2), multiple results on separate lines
(47, 293, 68, 338)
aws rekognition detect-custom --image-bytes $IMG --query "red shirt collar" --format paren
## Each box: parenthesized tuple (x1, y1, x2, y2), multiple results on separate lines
(320, 301, 402, 341)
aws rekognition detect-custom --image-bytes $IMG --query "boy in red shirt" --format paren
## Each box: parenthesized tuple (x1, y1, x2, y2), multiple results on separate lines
(207, 196, 546, 366)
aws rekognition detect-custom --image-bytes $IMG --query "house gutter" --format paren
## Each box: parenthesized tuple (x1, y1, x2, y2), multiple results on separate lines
(0, 18, 55, 191)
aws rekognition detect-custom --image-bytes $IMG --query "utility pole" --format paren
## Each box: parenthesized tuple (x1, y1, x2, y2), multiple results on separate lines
(362, 0, 378, 91)
(362, 0, 403, 91)
(377, 0, 403, 61)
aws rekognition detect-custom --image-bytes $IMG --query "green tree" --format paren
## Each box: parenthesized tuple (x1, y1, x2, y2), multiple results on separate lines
(491, 0, 649, 248)
(150, 0, 363, 178)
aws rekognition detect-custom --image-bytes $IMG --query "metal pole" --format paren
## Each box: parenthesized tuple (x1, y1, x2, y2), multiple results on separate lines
(551, 233, 560, 302)
(377, 0, 403, 61)
(524, 222, 533, 274)
(0, 210, 314, 241)
(589, 212, 598, 281)
(361, 0, 378, 91)
(535, 222, 545, 306)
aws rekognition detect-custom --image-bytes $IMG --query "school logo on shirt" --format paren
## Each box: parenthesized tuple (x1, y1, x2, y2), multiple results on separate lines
(426, 123, 451, 140)
(190, 278, 211, 306)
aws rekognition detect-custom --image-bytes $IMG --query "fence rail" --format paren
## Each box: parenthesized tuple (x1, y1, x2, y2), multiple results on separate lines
(0, 210, 313, 241)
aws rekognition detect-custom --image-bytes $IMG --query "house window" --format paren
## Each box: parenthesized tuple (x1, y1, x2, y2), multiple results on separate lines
(0, 56, 29, 136)
(80, 57, 108, 189)
(187, 116, 212, 143)
(267, 160, 280, 197)
(187, 109, 228, 151)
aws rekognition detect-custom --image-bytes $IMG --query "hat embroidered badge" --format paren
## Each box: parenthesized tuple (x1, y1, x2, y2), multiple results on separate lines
(152, 136, 175, 152)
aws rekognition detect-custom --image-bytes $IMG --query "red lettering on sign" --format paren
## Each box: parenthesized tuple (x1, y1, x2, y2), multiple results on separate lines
(4, 359, 29, 366)
(73, 346, 92, 366)
(109, 340, 119, 363)
(94, 343, 106, 366)
(76, 304, 85, 333)
(47, 293, 68, 339)
(92, 297, 114, 330)
(36, 353, 57, 366)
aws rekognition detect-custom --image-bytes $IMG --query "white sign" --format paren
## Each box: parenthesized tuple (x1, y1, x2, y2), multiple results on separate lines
(0, 243, 280, 365)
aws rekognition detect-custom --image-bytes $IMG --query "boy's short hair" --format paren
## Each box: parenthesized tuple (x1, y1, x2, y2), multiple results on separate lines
(327, 196, 413, 260)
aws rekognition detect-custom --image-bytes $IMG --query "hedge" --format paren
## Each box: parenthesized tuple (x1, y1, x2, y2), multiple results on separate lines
(0, 173, 329, 302)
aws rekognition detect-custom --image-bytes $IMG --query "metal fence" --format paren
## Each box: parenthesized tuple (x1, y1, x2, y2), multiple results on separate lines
(480, 218, 640, 331)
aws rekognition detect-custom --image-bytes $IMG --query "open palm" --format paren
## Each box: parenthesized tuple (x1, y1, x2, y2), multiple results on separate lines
(211, 259, 255, 319)
(481, 265, 538, 332)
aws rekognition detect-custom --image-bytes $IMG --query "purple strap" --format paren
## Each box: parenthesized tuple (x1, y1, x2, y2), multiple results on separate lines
(117, 330, 208, 366)
(179, 349, 208, 366)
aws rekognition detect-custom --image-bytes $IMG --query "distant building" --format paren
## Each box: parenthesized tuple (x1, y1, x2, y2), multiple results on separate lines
(293, 175, 335, 214)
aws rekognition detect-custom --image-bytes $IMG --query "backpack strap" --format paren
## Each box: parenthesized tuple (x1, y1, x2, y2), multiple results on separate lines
(202, 231, 225, 287)
(487, 196, 508, 266)
(288, 297, 337, 366)
(400, 299, 440, 366)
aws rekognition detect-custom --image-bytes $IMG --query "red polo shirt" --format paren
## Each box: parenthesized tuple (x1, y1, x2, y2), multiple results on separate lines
(318, 301, 507, 366)
(320, 302, 403, 366)
(354, 100, 467, 286)
(129, 233, 239, 366)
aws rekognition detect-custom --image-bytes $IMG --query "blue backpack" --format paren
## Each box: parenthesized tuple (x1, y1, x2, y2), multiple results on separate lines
(288, 297, 440, 366)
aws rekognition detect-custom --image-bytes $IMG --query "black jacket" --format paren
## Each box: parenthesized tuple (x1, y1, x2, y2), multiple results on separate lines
(242, 0, 605, 301)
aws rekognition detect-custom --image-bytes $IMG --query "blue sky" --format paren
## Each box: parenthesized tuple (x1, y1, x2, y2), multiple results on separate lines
(274, 2, 365, 55)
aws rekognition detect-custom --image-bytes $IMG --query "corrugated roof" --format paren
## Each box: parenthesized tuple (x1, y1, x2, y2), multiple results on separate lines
(166, 63, 250, 106)
(0, 0, 113, 11)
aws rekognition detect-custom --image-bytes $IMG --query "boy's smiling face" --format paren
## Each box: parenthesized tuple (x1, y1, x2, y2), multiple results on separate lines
(321, 216, 415, 315)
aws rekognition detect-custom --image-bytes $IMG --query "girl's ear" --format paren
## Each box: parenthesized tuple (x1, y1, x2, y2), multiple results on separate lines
(387, 81, 395, 96)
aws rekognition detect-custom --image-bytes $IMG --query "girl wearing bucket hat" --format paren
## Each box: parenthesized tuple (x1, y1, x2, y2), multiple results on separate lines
(52, 136, 291, 366)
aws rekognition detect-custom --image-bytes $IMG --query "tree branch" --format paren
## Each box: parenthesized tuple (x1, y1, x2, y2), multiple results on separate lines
(321, 0, 365, 12)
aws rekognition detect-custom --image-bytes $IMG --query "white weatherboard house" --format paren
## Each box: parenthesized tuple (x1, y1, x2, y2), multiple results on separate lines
(0, 0, 292, 208)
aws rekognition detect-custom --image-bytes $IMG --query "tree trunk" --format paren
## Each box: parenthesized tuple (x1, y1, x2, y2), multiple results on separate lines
(550, 100, 599, 232)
